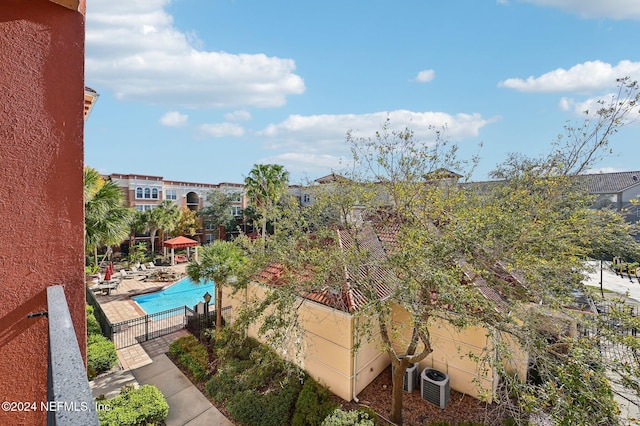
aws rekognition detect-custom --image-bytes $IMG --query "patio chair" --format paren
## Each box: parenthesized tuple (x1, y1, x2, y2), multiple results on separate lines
(119, 269, 135, 280)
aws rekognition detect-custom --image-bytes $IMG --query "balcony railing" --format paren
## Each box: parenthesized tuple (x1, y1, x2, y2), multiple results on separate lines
(46, 285, 99, 425)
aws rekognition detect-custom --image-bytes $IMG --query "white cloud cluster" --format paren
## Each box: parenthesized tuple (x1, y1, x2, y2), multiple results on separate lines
(499, 60, 640, 93)
(559, 93, 640, 125)
(255, 110, 492, 177)
(224, 110, 253, 122)
(85, 0, 305, 108)
(503, 0, 640, 20)
(413, 69, 436, 83)
(199, 123, 245, 138)
(159, 111, 188, 127)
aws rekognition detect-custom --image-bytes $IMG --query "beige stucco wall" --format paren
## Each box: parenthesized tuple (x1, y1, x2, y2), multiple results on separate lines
(390, 305, 499, 401)
(223, 284, 529, 403)
(222, 283, 358, 400)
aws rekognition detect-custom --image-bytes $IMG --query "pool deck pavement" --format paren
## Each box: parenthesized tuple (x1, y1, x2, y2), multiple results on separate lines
(89, 263, 235, 425)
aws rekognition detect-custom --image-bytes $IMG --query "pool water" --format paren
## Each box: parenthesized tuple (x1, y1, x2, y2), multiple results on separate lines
(133, 277, 215, 315)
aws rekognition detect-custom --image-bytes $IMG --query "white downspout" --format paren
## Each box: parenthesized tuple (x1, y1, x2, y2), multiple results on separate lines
(352, 316, 360, 403)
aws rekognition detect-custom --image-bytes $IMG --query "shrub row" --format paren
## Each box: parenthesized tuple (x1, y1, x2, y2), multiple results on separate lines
(169, 335, 210, 381)
(86, 305, 117, 379)
(175, 328, 381, 426)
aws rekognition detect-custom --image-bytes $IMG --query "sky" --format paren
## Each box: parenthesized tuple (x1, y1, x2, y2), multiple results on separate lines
(84, 0, 640, 186)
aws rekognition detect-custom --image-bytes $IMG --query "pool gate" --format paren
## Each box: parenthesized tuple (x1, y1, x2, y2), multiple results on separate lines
(86, 289, 232, 349)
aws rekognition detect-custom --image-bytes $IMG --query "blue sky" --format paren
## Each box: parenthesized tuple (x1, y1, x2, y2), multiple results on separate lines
(85, 0, 640, 185)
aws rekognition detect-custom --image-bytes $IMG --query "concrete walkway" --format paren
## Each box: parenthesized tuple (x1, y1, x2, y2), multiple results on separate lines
(132, 354, 234, 426)
(90, 330, 234, 426)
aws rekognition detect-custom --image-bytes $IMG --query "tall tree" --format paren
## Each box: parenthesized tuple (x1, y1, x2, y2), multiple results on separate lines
(84, 167, 134, 266)
(199, 190, 238, 239)
(147, 200, 180, 255)
(186, 240, 247, 332)
(172, 207, 199, 238)
(235, 77, 640, 425)
(244, 164, 289, 245)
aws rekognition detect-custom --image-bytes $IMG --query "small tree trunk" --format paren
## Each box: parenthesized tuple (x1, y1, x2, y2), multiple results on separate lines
(216, 283, 223, 333)
(390, 356, 410, 425)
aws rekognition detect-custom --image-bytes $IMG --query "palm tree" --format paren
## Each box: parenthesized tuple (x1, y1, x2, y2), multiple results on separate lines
(84, 167, 134, 266)
(186, 240, 247, 332)
(244, 164, 289, 245)
(147, 200, 180, 255)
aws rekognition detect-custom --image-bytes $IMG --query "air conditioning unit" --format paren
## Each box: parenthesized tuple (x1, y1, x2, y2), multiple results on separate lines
(392, 362, 419, 393)
(421, 368, 450, 409)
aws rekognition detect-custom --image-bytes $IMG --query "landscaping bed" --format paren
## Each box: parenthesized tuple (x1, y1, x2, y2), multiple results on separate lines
(168, 330, 509, 425)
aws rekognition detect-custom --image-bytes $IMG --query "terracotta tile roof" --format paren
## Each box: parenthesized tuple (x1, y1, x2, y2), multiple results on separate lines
(256, 221, 524, 313)
(255, 226, 395, 313)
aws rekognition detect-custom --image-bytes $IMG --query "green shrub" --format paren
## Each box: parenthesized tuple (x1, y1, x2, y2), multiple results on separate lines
(97, 384, 169, 426)
(87, 334, 117, 379)
(292, 378, 339, 426)
(226, 377, 302, 426)
(169, 335, 209, 381)
(205, 372, 245, 403)
(321, 408, 376, 426)
(86, 306, 102, 336)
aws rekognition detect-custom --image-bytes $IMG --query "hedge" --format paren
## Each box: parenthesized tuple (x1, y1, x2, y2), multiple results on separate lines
(97, 385, 169, 426)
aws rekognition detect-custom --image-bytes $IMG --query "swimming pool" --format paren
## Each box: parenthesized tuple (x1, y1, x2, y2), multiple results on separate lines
(133, 277, 215, 315)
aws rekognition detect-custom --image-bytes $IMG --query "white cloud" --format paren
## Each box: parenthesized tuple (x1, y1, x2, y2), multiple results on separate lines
(498, 60, 640, 93)
(258, 110, 492, 154)
(413, 69, 436, 83)
(159, 111, 188, 127)
(517, 0, 640, 20)
(199, 123, 245, 138)
(224, 110, 253, 122)
(85, 0, 305, 108)
(558, 93, 640, 125)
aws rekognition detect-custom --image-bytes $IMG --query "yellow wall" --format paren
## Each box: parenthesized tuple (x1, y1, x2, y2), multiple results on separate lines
(390, 305, 498, 401)
(222, 283, 528, 403)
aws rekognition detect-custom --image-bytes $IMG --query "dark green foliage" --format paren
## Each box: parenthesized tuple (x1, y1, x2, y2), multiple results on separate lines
(86, 305, 102, 336)
(87, 334, 117, 379)
(226, 377, 301, 426)
(292, 378, 339, 426)
(205, 372, 245, 403)
(169, 335, 209, 382)
(320, 408, 377, 426)
(97, 384, 169, 426)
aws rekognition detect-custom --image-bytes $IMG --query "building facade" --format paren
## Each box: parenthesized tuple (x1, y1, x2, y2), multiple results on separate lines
(108, 174, 246, 246)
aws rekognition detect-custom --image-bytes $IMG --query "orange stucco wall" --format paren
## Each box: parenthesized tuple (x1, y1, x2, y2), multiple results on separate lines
(0, 1, 86, 424)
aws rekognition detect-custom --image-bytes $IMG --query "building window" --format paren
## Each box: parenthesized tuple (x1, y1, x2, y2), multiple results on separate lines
(166, 189, 177, 200)
(136, 187, 143, 199)
(205, 234, 215, 244)
(144, 188, 151, 199)
(303, 194, 311, 203)
(229, 192, 242, 203)
(136, 204, 155, 212)
(151, 188, 159, 199)
(205, 221, 216, 230)
(232, 206, 243, 217)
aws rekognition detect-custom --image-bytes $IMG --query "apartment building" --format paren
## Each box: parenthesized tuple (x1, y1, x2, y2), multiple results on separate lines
(108, 174, 246, 245)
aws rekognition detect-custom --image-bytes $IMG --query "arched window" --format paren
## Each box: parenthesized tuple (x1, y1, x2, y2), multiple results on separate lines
(144, 188, 151, 199)
(136, 187, 143, 199)
(151, 188, 159, 199)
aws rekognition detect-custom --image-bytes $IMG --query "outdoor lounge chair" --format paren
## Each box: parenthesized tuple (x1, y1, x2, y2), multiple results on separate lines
(119, 269, 135, 280)
(129, 265, 151, 277)
(175, 255, 188, 263)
